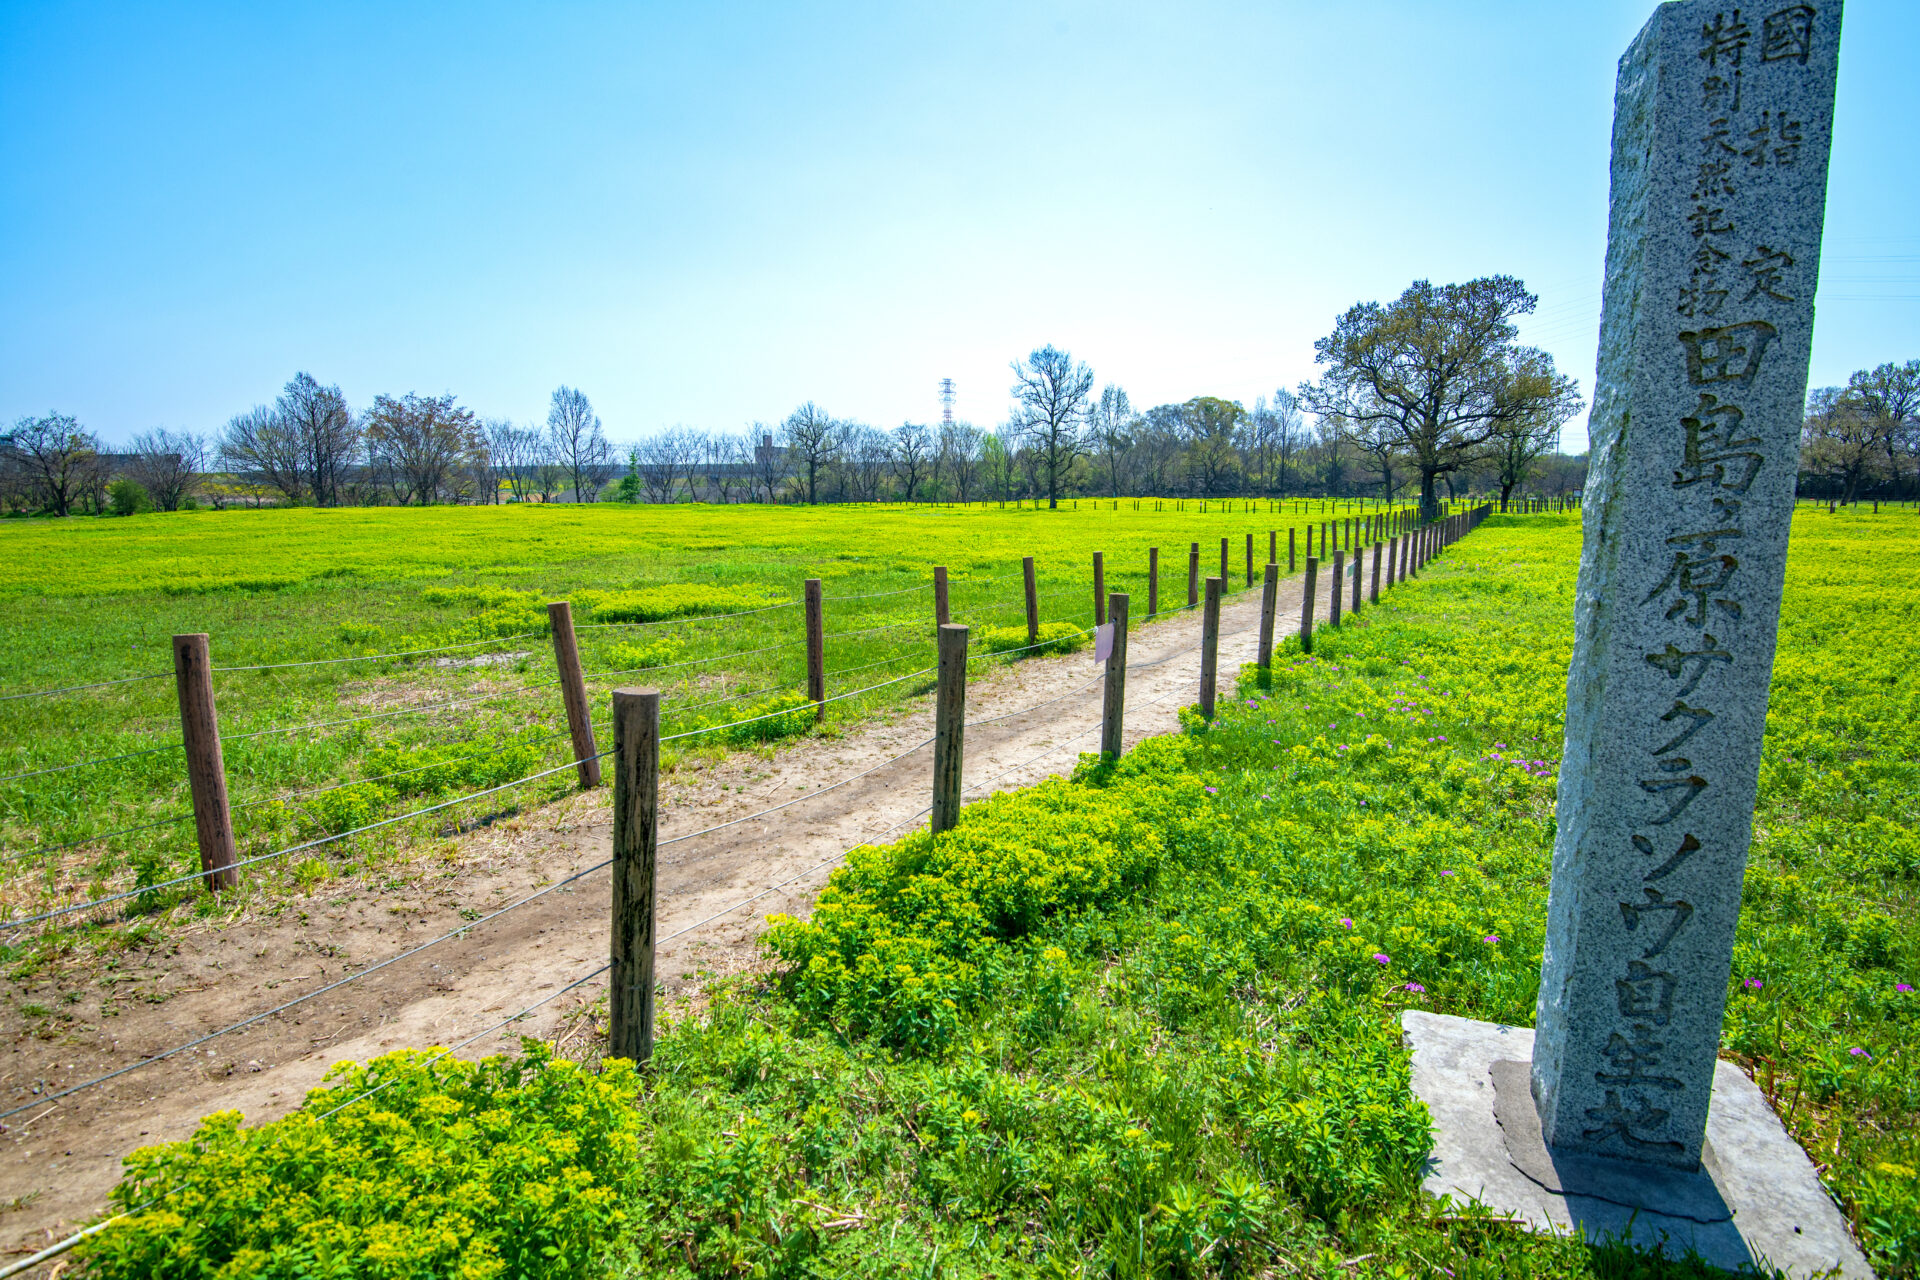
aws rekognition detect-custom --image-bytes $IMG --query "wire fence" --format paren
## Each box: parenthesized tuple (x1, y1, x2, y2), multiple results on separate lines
(0, 513, 1426, 1276)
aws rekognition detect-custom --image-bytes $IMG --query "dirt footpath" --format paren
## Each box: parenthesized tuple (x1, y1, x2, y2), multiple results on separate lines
(1, 567, 1341, 1263)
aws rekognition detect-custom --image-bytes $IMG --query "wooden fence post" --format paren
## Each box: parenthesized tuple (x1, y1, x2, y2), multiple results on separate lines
(932, 624, 968, 834)
(1329, 549, 1344, 626)
(610, 686, 660, 1065)
(1289, 527, 1297, 574)
(172, 633, 237, 892)
(1268, 528, 1277, 566)
(547, 602, 602, 789)
(1148, 547, 1159, 617)
(1218, 537, 1229, 587)
(1187, 542, 1200, 608)
(1351, 546, 1363, 615)
(1101, 593, 1129, 758)
(933, 566, 949, 626)
(805, 578, 825, 717)
(1199, 578, 1222, 718)
(1244, 532, 1253, 588)
(1370, 541, 1382, 604)
(1092, 551, 1106, 626)
(1258, 562, 1278, 671)
(1300, 557, 1318, 654)
(1023, 556, 1039, 646)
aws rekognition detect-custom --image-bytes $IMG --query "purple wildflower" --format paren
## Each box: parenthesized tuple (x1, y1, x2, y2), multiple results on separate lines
(1483, 935, 1499, 944)
(1404, 982, 1426, 993)
(1849, 1047, 1871, 1059)
(1340, 917, 1353, 929)
(1373, 952, 1391, 965)
(1204, 786, 1218, 795)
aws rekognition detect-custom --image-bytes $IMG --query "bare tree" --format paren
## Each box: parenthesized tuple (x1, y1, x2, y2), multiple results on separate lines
(2, 413, 100, 516)
(484, 419, 537, 502)
(363, 393, 481, 505)
(706, 433, 745, 504)
(842, 425, 892, 501)
(547, 386, 611, 502)
(1299, 276, 1581, 518)
(278, 373, 358, 506)
(637, 429, 695, 503)
(748, 424, 789, 502)
(127, 428, 207, 511)
(1009, 345, 1095, 509)
(938, 421, 984, 502)
(220, 404, 305, 503)
(1089, 385, 1133, 497)
(781, 402, 840, 504)
(891, 422, 933, 501)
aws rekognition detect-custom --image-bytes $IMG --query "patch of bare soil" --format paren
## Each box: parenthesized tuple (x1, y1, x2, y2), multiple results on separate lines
(0, 573, 1338, 1264)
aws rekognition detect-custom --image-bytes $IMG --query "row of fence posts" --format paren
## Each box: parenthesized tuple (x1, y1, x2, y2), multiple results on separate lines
(605, 501, 1491, 1061)
(158, 505, 1482, 900)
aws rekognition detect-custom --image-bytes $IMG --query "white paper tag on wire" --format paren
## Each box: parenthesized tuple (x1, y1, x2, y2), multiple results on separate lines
(1093, 623, 1114, 663)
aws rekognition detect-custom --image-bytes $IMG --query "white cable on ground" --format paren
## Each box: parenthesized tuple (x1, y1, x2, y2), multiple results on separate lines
(659, 666, 935, 743)
(582, 637, 799, 680)
(210, 632, 547, 673)
(0, 853, 615, 1123)
(0, 741, 185, 788)
(0, 754, 602, 933)
(571, 599, 798, 630)
(0, 672, 170, 704)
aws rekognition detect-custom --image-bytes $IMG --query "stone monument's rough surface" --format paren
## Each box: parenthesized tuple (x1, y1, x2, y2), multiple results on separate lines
(1533, 0, 1841, 1167)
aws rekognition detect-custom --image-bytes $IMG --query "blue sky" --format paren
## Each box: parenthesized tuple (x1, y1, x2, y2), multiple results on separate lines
(3, 1, 1913, 452)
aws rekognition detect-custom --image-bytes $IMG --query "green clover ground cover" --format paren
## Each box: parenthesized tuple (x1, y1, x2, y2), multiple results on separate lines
(82, 510, 1917, 1278)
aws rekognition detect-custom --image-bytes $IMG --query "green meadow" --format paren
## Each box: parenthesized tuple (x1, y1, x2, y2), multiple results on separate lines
(0, 498, 1402, 933)
(76, 509, 1920, 1278)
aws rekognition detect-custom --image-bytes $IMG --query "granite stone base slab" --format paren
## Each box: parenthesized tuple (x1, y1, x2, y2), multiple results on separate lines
(1402, 1011, 1870, 1278)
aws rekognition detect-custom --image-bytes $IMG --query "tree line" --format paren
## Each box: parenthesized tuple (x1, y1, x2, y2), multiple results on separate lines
(8, 275, 1912, 516)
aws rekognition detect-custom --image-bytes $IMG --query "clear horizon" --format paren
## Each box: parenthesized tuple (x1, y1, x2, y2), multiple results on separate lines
(3, 1, 1914, 454)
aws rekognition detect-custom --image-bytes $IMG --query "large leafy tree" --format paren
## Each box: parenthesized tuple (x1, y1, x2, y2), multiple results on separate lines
(1299, 276, 1581, 518)
(1009, 345, 1095, 509)
(1843, 359, 1920, 498)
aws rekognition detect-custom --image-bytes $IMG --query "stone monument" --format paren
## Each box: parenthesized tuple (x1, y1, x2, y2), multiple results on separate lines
(1402, 3, 1867, 1273)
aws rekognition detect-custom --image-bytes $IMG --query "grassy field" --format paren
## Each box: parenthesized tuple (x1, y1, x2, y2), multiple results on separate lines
(0, 497, 1411, 937)
(75, 507, 1919, 1279)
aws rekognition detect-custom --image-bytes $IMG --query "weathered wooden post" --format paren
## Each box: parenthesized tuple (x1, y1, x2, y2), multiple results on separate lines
(1092, 551, 1106, 626)
(1289, 527, 1297, 574)
(1258, 562, 1279, 670)
(1244, 532, 1254, 588)
(1299, 557, 1318, 654)
(1186, 542, 1200, 608)
(1351, 544, 1363, 615)
(1329, 549, 1344, 626)
(1218, 536, 1229, 586)
(1370, 541, 1383, 604)
(172, 633, 237, 892)
(804, 578, 825, 717)
(610, 686, 660, 1064)
(1148, 547, 1159, 617)
(547, 602, 602, 789)
(933, 566, 950, 625)
(1198, 578, 1222, 718)
(931, 624, 968, 834)
(1023, 556, 1039, 647)
(1387, 536, 1398, 589)
(1100, 593, 1129, 758)
(1268, 528, 1277, 566)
